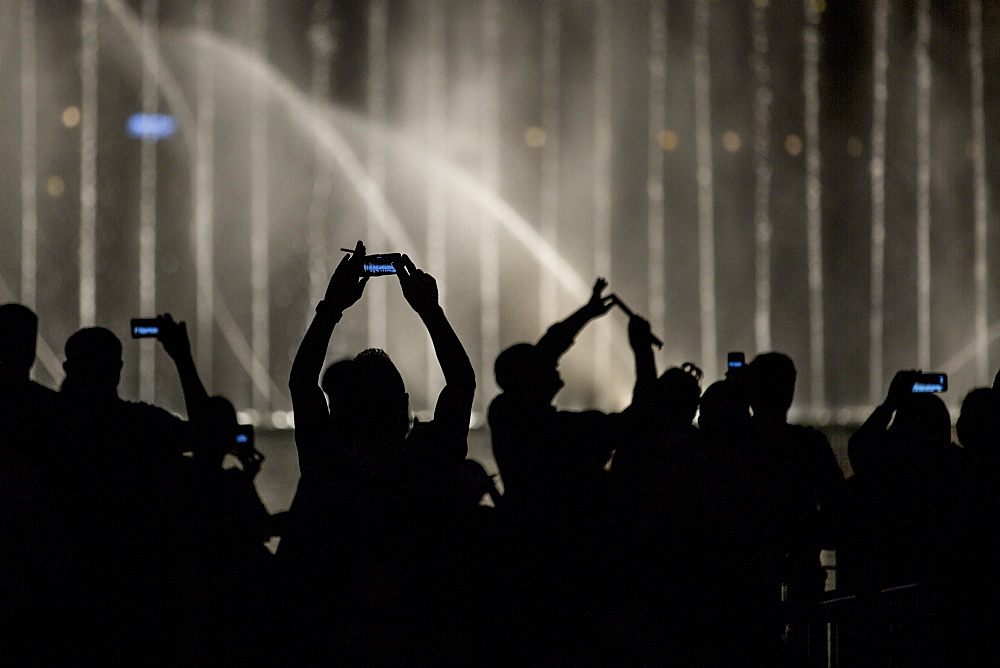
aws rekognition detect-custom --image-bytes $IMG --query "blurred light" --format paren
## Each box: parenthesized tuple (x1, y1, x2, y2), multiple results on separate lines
(722, 131, 741, 153)
(127, 112, 177, 140)
(271, 410, 291, 429)
(524, 126, 546, 148)
(62, 106, 81, 128)
(836, 408, 853, 425)
(237, 409, 259, 425)
(46, 175, 65, 197)
(966, 139, 978, 160)
(846, 136, 864, 157)
(658, 129, 678, 151)
(784, 134, 802, 156)
(753, 0, 769, 6)
(812, 0, 827, 12)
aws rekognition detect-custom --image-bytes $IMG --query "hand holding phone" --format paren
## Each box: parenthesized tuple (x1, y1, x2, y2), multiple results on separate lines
(324, 241, 369, 311)
(395, 254, 440, 316)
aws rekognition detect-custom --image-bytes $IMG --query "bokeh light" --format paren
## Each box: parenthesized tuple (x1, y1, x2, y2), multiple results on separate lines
(62, 105, 80, 128)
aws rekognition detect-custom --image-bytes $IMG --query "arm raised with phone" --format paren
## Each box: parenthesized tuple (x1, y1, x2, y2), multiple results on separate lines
(289, 240, 368, 469)
(394, 254, 476, 448)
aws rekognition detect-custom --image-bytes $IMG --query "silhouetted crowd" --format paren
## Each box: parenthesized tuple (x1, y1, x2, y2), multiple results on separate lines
(3, 241, 1000, 665)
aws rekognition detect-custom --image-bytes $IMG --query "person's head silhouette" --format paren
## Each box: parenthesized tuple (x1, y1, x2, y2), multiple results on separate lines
(748, 352, 796, 422)
(698, 380, 750, 438)
(957, 387, 998, 453)
(0, 303, 39, 384)
(62, 327, 123, 397)
(494, 343, 563, 403)
(654, 364, 702, 428)
(891, 392, 952, 451)
(339, 348, 409, 466)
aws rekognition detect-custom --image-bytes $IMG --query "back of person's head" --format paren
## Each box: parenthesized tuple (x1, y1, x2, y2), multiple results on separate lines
(0, 303, 38, 380)
(494, 343, 562, 401)
(321, 358, 353, 419)
(62, 327, 123, 393)
(340, 349, 408, 447)
(957, 388, 997, 452)
(748, 352, 796, 419)
(891, 392, 952, 450)
(698, 380, 751, 437)
(655, 365, 702, 427)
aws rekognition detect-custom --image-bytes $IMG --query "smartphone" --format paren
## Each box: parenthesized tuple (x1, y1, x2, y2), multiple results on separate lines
(911, 373, 947, 393)
(362, 253, 401, 276)
(727, 352, 746, 370)
(235, 424, 255, 449)
(130, 318, 160, 338)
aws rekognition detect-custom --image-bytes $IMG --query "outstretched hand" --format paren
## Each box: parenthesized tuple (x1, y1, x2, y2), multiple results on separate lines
(586, 277, 614, 318)
(394, 254, 439, 317)
(156, 313, 191, 360)
(324, 240, 368, 312)
(886, 369, 919, 409)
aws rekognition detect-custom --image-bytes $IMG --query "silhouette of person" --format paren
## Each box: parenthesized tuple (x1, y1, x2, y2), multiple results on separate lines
(489, 278, 633, 522)
(159, 396, 274, 664)
(281, 240, 476, 664)
(841, 370, 961, 593)
(744, 352, 843, 601)
(487, 278, 657, 663)
(0, 303, 63, 467)
(55, 321, 199, 662)
(0, 303, 74, 663)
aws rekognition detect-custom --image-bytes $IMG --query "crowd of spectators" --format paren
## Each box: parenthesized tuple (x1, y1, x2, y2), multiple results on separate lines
(2, 240, 999, 665)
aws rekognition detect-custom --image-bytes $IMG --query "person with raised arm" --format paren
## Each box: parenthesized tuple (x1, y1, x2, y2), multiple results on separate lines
(280, 240, 476, 664)
(487, 278, 657, 663)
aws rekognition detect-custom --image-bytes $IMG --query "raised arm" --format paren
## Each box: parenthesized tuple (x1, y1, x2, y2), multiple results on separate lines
(289, 241, 368, 436)
(849, 370, 917, 463)
(158, 313, 209, 424)
(395, 254, 475, 436)
(628, 313, 657, 402)
(535, 277, 614, 365)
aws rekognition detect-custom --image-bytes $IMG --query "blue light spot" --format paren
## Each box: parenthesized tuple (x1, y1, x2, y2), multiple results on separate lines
(127, 113, 177, 140)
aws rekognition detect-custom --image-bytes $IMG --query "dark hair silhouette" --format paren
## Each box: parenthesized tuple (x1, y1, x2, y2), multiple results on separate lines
(957, 387, 996, 452)
(494, 342, 562, 401)
(748, 352, 796, 419)
(62, 327, 123, 394)
(0, 303, 38, 379)
(892, 392, 952, 451)
(654, 365, 702, 427)
(698, 380, 751, 436)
